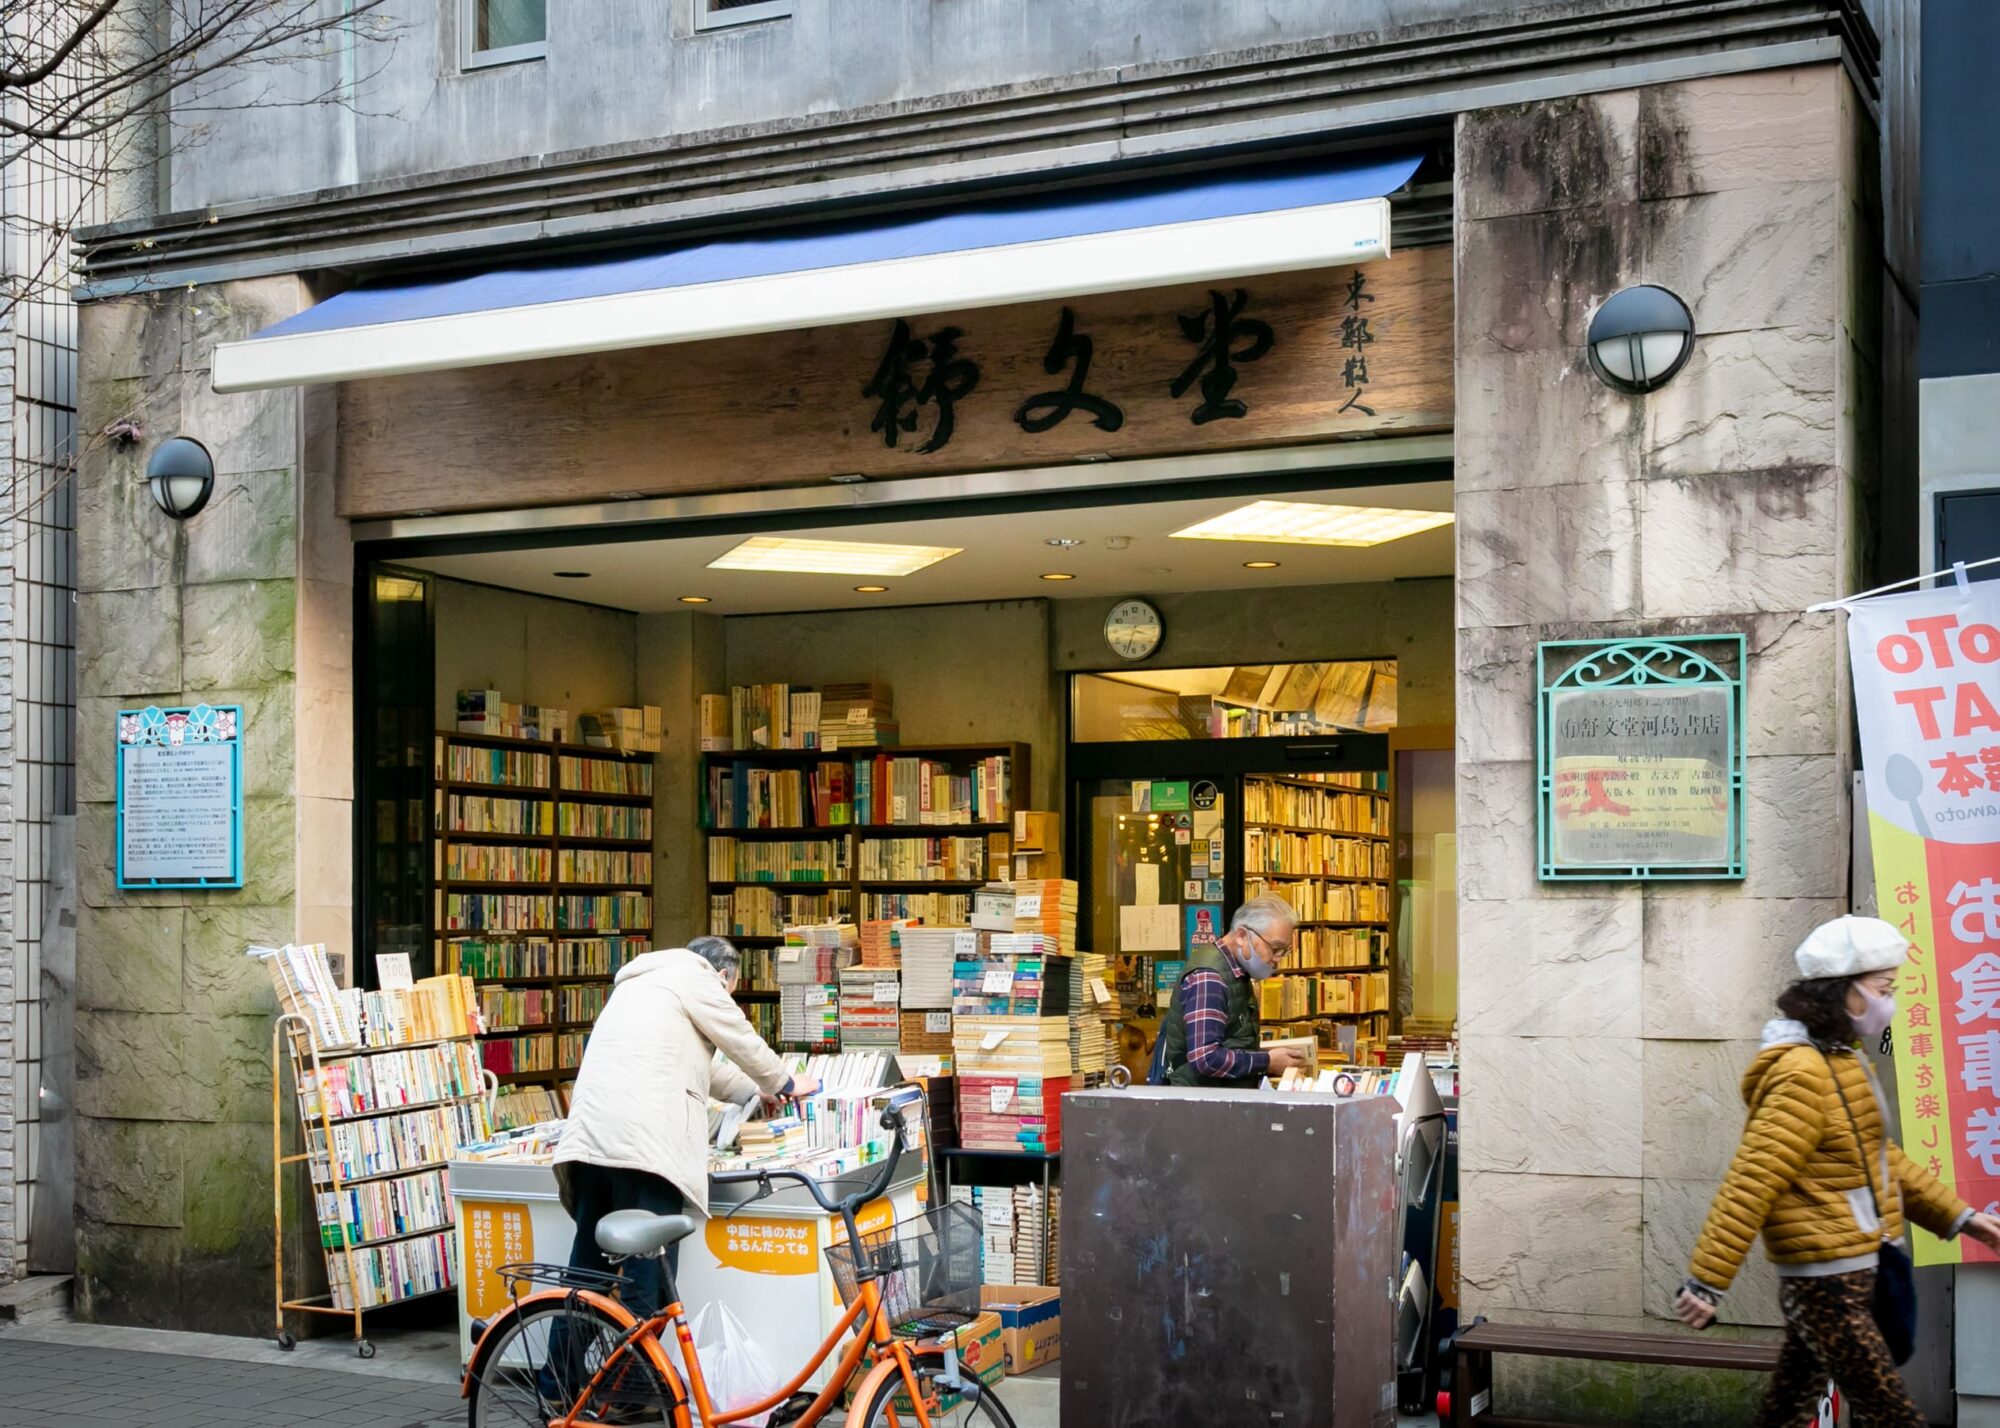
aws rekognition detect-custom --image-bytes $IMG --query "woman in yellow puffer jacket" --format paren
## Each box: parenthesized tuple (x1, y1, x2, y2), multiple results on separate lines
(1676, 915, 2000, 1427)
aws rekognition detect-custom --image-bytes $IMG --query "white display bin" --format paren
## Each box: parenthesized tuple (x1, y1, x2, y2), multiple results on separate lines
(452, 1156, 925, 1384)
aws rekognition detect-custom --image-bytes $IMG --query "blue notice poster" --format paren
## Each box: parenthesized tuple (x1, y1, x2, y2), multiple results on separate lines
(1185, 903, 1222, 954)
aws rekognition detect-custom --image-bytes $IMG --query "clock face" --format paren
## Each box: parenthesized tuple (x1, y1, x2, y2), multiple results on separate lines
(1104, 598, 1163, 661)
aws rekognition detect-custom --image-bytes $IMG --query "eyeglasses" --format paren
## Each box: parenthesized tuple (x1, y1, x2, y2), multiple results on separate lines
(1247, 926, 1293, 960)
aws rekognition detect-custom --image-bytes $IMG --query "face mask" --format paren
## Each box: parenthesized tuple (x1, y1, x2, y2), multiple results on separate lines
(1238, 938, 1280, 982)
(1851, 985, 1896, 1040)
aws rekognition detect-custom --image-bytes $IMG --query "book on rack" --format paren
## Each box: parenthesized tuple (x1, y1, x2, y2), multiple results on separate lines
(491, 1085, 564, 1130)
(709, 836, 850, 884)
(326, 1231, 459, 1311)
(858, 919, 910, 969)
(300, 1041, 485, 1119)
(852, 753, 1009, 826)
(862, 891, 971, 924)
(708, 763, 854, 829)
(711, 887, 852, 938)
(952, 937, 1073, 1018)
(257, 943, 360, 1048)
(728, 683, 833, 751)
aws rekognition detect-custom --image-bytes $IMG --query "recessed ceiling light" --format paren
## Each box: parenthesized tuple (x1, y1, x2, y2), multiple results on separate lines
(854, 585, 888, 594)
(678, 595, 712, 604)
(1172, 501, 1454, 547)
(1243, 560, 1281, 570)
(1045, 537, 1084, 548)
(1039, 572, 1076, 582)
(554, 570, 590, 579)
(707, 536, 961, 577)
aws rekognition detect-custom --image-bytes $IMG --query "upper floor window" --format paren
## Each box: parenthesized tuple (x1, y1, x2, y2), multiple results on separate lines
(464, 0, 547, 67)
(696, 0, 791, 31)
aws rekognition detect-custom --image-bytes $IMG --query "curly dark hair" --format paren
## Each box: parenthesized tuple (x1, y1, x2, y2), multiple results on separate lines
(1777, 976, 1857, 1047)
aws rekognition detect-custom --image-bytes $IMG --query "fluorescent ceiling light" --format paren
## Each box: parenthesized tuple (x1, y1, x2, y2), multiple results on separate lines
(1169, 500, 1454, 547)
(707, 536, 962, 577)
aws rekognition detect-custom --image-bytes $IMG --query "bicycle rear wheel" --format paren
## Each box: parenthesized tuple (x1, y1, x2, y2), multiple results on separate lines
(467, 1298, 680, 1428)
(856, 1353, 1020, 1428)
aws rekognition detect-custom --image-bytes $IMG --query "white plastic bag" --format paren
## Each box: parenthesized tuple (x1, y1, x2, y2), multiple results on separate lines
(690, 1301, 784, 1427)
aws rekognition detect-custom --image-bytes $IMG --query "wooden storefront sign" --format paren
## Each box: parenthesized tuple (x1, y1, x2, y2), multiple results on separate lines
(337, 245, 1451, 518)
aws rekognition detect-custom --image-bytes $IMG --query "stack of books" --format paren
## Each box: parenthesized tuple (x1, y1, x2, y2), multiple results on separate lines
(728, 684, 824, 751)
(858, 919, 908, 969)
(818, 682, 899, 750)
(738, 1115, 810, 1160)
(899, 1006, 955, 1054)
(1005, 879, 1079, 953)
(952, 1017, 1071, 1153)
(1066, 953, 1109, 1077)
(895, 926, 961, 1010)
(837, 966, 900, 1047)
(777, 924, 855, 1047)
(951, 936, 1071, 1018)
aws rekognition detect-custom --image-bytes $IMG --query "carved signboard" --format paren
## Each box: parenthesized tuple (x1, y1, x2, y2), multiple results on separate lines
(116, 703, 245, 889)
(337, 245, 1452, 518)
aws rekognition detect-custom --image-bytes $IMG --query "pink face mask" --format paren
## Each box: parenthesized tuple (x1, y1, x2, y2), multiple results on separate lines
(1851, 985, 1896, 1041)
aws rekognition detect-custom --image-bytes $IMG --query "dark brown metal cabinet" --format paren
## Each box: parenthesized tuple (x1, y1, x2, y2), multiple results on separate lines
(1060, 1087, 1399, 1428)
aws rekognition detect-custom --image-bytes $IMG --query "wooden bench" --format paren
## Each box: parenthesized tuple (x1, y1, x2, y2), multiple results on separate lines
(1449, 1320, 1782, 1428)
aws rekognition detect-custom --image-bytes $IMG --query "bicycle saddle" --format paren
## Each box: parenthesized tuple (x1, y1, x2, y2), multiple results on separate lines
(596, 1210, 699, 1258)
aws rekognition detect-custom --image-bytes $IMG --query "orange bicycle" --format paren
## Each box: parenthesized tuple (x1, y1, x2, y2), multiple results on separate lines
(461, 1085, 1017, 1428)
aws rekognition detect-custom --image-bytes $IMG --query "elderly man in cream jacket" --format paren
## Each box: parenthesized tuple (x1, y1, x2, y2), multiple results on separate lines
(555, 935, 819, 1314)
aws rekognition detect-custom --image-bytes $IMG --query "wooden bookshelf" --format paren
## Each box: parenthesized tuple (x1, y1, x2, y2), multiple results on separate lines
(702, 742, 1030, 1021)
(1243, 770, 1393, 983)
(431, 729, 657, 1098)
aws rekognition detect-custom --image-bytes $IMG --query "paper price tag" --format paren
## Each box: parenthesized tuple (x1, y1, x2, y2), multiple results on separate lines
(804, 986, 829, 1007)
(873, 981, 899, 1004)
(1088, 976, 1112, 1005)
(847, 706, 868, 725)
(953, 931, 978, 957)
(377, 953, 413, 992)
(981, 1028, 1010, 1050)
(925, 1012, 951, 1033)
(1016, 893, 1042, 919)
(989, 1085, 1015, 1112)
(981, 968, 1015, 994)
(892, 796, 908, 822)
(779, 947, 802, 963)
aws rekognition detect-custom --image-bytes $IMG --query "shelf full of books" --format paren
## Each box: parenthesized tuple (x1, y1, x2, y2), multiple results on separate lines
(258, 943, 494, 1342)
(702, 736, 1030, 1018)
(432, 729, 658, 1101)
(1243, 771, 1393, 1043)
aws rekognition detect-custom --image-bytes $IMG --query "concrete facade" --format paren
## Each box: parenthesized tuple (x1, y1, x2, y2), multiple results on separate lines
(71, 280, 351, 1331)
(1452, 64, 1880, 1420)
(50, 2, 1937, 1419)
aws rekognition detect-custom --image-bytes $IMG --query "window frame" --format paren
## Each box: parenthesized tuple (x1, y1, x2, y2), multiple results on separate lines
(460, 0, 548, 70)
(694, 0, 792, 32)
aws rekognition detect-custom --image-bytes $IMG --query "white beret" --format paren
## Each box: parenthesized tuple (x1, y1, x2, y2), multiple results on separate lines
(1793, 915, 1909, 980)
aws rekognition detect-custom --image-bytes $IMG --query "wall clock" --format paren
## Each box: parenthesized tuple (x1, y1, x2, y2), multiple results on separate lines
(1103, 597, 1164, 661)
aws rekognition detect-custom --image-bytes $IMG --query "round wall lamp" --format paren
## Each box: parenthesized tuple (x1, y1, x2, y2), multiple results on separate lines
(146, 436, 215, 519)
(1586, 285, 1695, 394)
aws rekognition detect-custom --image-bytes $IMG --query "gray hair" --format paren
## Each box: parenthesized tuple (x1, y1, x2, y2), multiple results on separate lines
(687, 935, 741, 975)
(1230, 894, 1298, 938)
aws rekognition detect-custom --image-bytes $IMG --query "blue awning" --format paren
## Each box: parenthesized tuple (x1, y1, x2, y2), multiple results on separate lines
(211, 153, 1421, 392)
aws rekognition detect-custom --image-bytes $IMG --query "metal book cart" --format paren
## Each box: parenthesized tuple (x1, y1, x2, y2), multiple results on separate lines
(269, 986, 494, 1356)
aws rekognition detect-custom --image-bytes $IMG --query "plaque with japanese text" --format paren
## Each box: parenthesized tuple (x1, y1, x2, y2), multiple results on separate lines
(1537, 639, 1744, 881)
(116, 704, 245, 888)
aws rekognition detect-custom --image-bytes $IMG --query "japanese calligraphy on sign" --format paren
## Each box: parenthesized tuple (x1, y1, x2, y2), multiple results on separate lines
(460, 1200, 533, 1318)
(1848, 578, 2000, 1264)
(1537, 638, 1745, 880)
(116, 703, 244, 889)
(338, 246, 1452, 520)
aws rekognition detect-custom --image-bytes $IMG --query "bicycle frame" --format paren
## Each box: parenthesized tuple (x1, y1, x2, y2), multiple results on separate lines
(470, 1257, 945, 1428)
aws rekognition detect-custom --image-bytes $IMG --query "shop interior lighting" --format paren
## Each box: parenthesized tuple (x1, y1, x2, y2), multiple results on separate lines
(677, 595, 712, 604)
(1039, 572, 1077, 581)
(1243, 560, 1281, 569)
(854, 585, 888, 593)
(707, 536, 961, 577)
(1170, 500, 1453, 547)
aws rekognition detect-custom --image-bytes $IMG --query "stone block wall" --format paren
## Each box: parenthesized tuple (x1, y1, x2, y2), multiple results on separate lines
(1454, 64, 1876, 1423)
(72, 279, 349, 1331)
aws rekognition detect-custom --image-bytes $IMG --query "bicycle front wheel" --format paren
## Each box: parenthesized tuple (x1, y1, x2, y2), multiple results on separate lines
(857, 1352, 1021, 1428)
(467, 1298, 681, 1428)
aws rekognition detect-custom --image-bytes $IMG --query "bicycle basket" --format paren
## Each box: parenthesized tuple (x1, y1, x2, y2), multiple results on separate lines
(823, 1203, 983, 1339)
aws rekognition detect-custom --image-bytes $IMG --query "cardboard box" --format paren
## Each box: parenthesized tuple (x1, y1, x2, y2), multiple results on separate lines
(979, 1285, 1061, 1373)
(892, 1309, 1004, 1413)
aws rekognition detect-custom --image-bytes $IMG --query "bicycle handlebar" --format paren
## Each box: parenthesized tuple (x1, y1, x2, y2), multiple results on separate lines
(709, 1083, 924, 1217)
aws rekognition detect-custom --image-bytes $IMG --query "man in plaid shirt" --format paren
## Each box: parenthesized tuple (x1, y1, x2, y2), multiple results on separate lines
(1150, 895, 1309, 1088)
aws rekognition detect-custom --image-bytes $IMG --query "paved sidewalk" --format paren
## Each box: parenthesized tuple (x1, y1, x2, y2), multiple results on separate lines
(0, 1336, 464, 1428)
